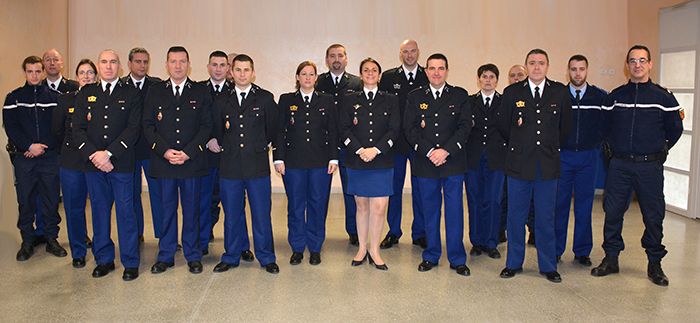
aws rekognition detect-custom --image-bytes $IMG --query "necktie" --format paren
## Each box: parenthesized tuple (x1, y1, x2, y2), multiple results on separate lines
(367, 91, 374, 102)
(215, 84, 220, 93)
(135, 81, 141, 89)
(485, 97, 491, 109)
(240, 91, 246, 105)
(50, 83, 56, 90)
(335, 76, 339, 85)
(104, 82, 111, 96)
(534, 86, 540, 103)
(175, 85, 181, 101)
(408, 72, 414, 83)
(304, 96, 310, 105)
(575, 89, 581, 102)
(435, 90, 440, 100)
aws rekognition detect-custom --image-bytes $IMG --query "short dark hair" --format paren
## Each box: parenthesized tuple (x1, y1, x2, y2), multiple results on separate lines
(526, 48, 549, 64)
(128, 47, 150, 62)
(568, 54, 589, 68)
(359, 57, 382, 75)
(22, 56, 44, 71)
(295, 61, 318, 91)
(209, 50, 228, 61)
(626, 45, 651, 62)
(477, 63, 499, 79)
(233, 54, 254, 70)
(167, 46, 189, 61)
(75, 58, 96, 76)
(426, 53, 448, 70)
(325, 44, 346, 57)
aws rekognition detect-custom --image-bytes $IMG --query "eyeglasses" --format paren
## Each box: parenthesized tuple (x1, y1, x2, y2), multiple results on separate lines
(628, 58, 649, 65)
(78, 70, 95, 76)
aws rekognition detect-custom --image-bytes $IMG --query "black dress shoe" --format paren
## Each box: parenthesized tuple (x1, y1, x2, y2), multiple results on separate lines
(123, 268, 139, 281)
(575, 255, 592, 266)
(309, 252, 321, 265)
(72, 257, 86, 268)
(418, 260, 438, 272)
(648, 261, 669, 286)
(16, 242, 34, 261)
(85, 235, 92, 249)
(380, 234, 399, 249)
(527, 232, 536, 245)
(92, 262, 116, 278)
(176, 244, 182, 251)
(263, 262, 279, 274)
(351, 254, 367, 266)
(210, 229, 214, 240)
(213, 262, 238, 273)
(138, 235, 145, 243)
(188, 261, 203, 274)
(556, 255, 562, 263)
(33, 235, 47, 246)
(412, 237, 427, 249)
(540, 270, 562, 283)
(368, 255, 387, 270)
(289, 252, 303, 265)
(151, 261, 175, 274)
(202, 249, 209, 256)
(349, 234, 359, 246)
(469, 245, 484, 256)
(499, 267, 523, 278)
(450, 264, 470, 276)
(498, 230, 507, 243)
(46, 239, 67, 257)
(485, 248, 501, 259)
(591, 255, 619, 277)
(241, 250, 254, 262)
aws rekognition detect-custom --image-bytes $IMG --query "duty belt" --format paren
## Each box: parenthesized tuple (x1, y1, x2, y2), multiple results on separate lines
(612, 150, 665, 162)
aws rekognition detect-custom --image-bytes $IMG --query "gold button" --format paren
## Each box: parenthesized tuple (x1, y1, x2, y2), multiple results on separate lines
(537, 120, 541, 124)
(176, 140, 180, 144)
(240, 143, 244, 147)
(176, 118, 180, 122)
(435, 133, 439, 137)
(369, 113, 373, 116)
(369, 121, 373, 125)
(104, 125, 108, 129)
(537, 130, 541, 135)
(103, 135, 108, 139)
(369, 138, 373, 142)
(240, 124, 243, 128)
(307, 138, 310, 142)
(536, 141, 540, 145)
(306, 130, 310, 133)
(240, 134, 244, 137)
(104, 116, 108, 119)
(537, 110, 540, 113)
(239, 115, 243, 118)
(177, 107, 180, 110)
(306, 113, 309, 116)
(369, 130, 373, 133)
(435, 123, 438, 127)
(105, 105, 108, 109)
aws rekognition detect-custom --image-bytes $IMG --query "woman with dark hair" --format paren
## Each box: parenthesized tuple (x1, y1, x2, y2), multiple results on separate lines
(273, 61, 338, 266)
(340, 58, 400, 270)
(51, 58, 97, 268)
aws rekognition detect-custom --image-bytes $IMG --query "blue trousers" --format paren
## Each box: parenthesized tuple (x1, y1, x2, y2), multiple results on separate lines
(200, 168, 251, 251)
(417, 175, 466, 266)
(283, 168, 332, 253)
(465, 151, 504, 249)
(134, 159, 162, 238)
(13, 152, 61, 243)
(158, 177, 202, 263)
(86, 171, 139, 268)
(556, 149, 597, 257)
(60, 167, 89, 259)
(220, 176, 275, 265)
(602, 158, 666, 261)
(505, 166, 558, 272)
(386, 152, 426, 240)
(500, 178, 535, 232)
(338, 148, 357, 235)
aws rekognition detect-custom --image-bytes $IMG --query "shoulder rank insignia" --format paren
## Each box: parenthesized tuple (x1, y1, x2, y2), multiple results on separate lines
(290, 105, 298, 111)
(87, 112, 91, 121)
(68, 108, 74, 113)
(420, 103, 428, 110)
(157, 112, 162, 121)
(88, 96, 97, 102)
(516, 101, 525, 108)
(225, 121, 230, 129)
(354, 104, 361, 110)
(680, 108, 685, 120)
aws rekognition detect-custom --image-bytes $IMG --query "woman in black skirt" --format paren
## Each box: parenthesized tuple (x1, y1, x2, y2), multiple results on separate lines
(339, 58, 400, 270)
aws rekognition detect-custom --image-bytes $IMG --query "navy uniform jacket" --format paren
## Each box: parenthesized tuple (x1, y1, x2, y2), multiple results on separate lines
(316, 72, 362, 108)
(3, 82, 59, 151)
(498, 79, 573, 181)
(562, 83, 606, 151)
(378, 65, 429, 156)
(143, 78, 212, 179)
(73, 80, 143, 174)
(339, 91, 400, 170)
(52, 90, 84, 170)
(466, 91, 506, 171)
(42, 77, 79, 94)
(122, 74, 163, 161)
(199, 79, 233, 169)
(404, 84, 472, 178)
(212, 84, 278, 180)
(601, 79, 683, 157)
(273, 91, 339, 169)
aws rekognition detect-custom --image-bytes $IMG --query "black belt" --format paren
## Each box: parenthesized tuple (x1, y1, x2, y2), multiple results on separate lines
(612, 150, 665, 162)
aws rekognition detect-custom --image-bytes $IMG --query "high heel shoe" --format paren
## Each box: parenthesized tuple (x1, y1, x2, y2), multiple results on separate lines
(351, 253, 367, 266)
(368, 254, 388, 271)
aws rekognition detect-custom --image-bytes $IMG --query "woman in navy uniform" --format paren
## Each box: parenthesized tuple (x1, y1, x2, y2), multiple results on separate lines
(340, 58, 400, 270)
(273, 61, 338, 266)
(52, 59, 97, 268)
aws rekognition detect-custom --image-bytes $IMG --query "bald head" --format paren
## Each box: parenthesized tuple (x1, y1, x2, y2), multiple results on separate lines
(508, 65, 527, 85)
(400, 39, 420, 69)
(97, 50, 122, 82)
(43, 49, 64, 81)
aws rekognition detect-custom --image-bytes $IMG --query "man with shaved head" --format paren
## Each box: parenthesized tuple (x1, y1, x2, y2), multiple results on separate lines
(508, 65, 528, 85)
(42, 49, 79, 94)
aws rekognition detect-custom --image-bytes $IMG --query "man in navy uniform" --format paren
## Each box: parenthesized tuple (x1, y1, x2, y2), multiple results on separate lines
(405, 53, 472, 276)
(73, 50, 142, 281)
(4, 55, 67, 261)
(591, 45, 683, 286)
(211, 54, 280, 274)
(42, 49, 79, 94)
(497, 49, 573, 283)
(121, 47, 163, 242)
(377, 39, 429, 249)
(555, 54, 607, 266)
(316, 44, 363, 245)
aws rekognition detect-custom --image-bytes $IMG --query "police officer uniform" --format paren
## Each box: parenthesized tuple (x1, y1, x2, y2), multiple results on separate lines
(42, 76, 79, 94)
(404, 84, 471, 270)
(555, 83, 606, 262)
(378, 65, 429, 247)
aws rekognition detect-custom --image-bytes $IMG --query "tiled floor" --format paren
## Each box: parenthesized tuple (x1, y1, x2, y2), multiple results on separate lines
(0, 193, 698, 322)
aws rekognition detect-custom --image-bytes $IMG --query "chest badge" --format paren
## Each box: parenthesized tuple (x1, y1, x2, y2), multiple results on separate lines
(88, 96, 97, 102)
(393, 84, 401, 90)
(290, 105, 298, 111)
(421, 120, 425, 128)
(353, 116, 358, 125)
(157, 112, 163, 121)
(68, 108, 74, 113)
(354, 104, 361, 110)
(225, 121, 230, 129)
(680, 108, 685, 120)
(290, 117, 295, 125)
(516, 101, 525, 108)
(420, 103, 428, 110)
(517, 116, 523, 126)
(87, 112, 91, 121)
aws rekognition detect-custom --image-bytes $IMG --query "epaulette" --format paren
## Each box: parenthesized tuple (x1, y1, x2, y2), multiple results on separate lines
(654, 83, 673, 94)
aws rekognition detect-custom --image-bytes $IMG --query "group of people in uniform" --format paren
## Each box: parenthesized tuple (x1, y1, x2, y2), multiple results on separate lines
(3, 40, 682, 286)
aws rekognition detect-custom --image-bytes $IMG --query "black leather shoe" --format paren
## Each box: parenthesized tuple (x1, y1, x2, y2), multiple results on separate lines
(591, 255, 619, 277)
(46, 239, 67, 257)
(368, 255, 387, 270)
(151, 261, 175, 274)
(450, 264, 470, 276)
(176, 244, 182, 251)
(16, 242, 34, 261)
(290, 252, 303, 265)
(188, 261, 203, 274)
(648, 261, 669, 286)
(575, 255, 592, 266)
(309, 252, 321, 265)
(469, 245, 484, 256)
(92, 262, 116, 278)
(412, 237, 427, 249)
(263, 262, 279, 274)
(556, 255, 562, 263)
(85, 235, 92, 249)
(241, 250, 254, 262)
(351, 254, 367, 266)
(349, 234, 359, 246)
(418, 260, 438, 272)
(202, 249, 209, 256)
(210, 229, 214, 240)
(213, 262, 238, 273)
(380, 234, 399, 249)
(485, 248, 501, 259)
(500, 267, 523, 278)
(33, 235, 47, 246)
(123, 268, 139, 281)
(527, 232, 536, 245)
(498, 230, 507, 243)
(72, 257, 86, 268)
(138, 235, 145, 243)
(540, 270, 562, 283)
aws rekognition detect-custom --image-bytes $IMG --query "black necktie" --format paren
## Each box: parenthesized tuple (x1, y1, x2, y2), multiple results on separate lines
(575, 89, 581, 102)
(50, 83, 56, 90)
(335, 76, 340, 85)
(435, 90, 440, 100)
(408, 72, 414, 83)
(534, 86, 540, 103)
(485, 97, 491, 109)
(215, 84, 220, 93)
(175, 85, 181, 101)
(240, 91, 246, 104)
(104, 83, 111, 96)
(135, 81, 141, 89)
(367, 91, 374, 102)
(304, 96, 310, 105)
